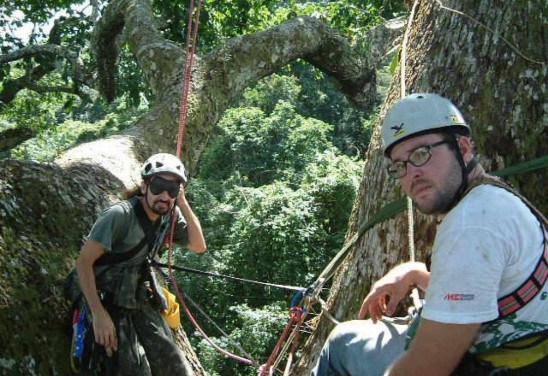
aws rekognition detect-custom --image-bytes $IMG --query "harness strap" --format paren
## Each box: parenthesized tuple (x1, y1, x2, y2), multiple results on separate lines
(498, 241, 548, 317)
(463, 176, 548, 318)
(94, 198, 161, 266)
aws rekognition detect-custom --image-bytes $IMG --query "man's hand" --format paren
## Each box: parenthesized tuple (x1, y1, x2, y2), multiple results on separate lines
(92, 307, 118, 355)
(359, 262, 429, 322)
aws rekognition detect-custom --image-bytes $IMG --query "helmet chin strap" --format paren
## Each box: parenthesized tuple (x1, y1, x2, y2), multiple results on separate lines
(444, 136, 478, 213)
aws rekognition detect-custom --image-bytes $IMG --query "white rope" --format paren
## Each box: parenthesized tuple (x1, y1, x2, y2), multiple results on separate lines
(400, 0, 423, 312)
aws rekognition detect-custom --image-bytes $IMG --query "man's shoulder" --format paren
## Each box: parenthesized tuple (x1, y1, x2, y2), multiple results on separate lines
(102, 197, 139, 218)
(461, 183, 527, 211)
(445, 183, 537, 234)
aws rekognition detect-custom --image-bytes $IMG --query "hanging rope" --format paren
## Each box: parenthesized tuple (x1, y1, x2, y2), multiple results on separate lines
(400, 0, 423, 312)
(176, 0, 203, 157)
(160, 0, 256, 367)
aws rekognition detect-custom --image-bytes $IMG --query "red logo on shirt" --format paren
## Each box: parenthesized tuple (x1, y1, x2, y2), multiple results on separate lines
(444, 293, 475, 301)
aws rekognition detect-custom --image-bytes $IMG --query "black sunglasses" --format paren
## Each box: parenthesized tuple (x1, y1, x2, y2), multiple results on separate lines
(148, 176, 180, 198)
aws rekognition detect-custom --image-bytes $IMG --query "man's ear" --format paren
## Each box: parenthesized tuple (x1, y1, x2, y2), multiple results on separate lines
(457, 136, 474, 163)
(140, 180, 147, 196)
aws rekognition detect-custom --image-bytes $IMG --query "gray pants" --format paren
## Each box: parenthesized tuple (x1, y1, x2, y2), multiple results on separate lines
(311, 318, 409, 376)
(114, 304, 193, 376)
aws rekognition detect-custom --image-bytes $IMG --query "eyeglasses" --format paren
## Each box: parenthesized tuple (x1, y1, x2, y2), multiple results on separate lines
(387, 140, 449, 179)
(149, 176, 180, 198)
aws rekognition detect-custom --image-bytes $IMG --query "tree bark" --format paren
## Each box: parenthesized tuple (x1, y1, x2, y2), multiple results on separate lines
(0, 127, 36, 153)
(293, 1, 546, 374)
(0, 0, 401, 373)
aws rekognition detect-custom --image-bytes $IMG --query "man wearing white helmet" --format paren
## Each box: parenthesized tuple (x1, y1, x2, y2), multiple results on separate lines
(311, 94, 547, 375)
(73, 153, 206, 375)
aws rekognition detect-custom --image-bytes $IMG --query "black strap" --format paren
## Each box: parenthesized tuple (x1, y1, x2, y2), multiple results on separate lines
(94, 198, 162, 266)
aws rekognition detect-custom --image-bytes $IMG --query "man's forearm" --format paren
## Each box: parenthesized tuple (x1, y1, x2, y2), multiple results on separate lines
(76, 258, 106, 315)
(177, 199, 206, 253)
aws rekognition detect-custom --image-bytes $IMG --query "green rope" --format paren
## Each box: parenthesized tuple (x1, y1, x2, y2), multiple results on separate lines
(316, 155, 548, 283)
(492, 155, 548, 178)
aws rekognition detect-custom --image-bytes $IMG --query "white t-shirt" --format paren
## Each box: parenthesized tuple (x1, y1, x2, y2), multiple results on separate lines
(421, 184, 547, 353)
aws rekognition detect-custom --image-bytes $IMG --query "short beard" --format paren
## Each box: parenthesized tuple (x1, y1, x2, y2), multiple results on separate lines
(150, 200, 172, 215)
(415, 161, 463, 215)
(144, 193, 172, 216)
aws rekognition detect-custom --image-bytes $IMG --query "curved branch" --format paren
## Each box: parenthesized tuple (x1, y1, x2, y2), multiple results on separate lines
(203, 16, 393, 110)
(93, 0, 184, 101)
(0, 18, 91, 108)
(0, 44, 75, 64)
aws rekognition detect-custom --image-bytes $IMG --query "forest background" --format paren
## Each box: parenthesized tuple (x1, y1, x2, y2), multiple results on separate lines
(1, 1, 406, 375)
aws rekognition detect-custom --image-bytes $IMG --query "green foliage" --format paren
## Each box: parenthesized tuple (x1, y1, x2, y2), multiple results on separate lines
(282, 62, 376, 156)
(200, 101, 332, 186)
(241, 74, 301, 115)
(8, 98, 145, 162)
(151, 0, 405, 53)
(181, 70, 367, 374)
(196, 303, 287, 376)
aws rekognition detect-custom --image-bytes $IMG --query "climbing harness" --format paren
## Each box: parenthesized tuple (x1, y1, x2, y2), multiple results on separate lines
(462, 176, 548, 319)
(66, 198, 168, 371)
(404, 176, 548, 372)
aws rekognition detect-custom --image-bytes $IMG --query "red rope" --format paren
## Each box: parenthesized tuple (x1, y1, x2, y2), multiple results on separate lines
(167, 240, 255, 365)
(283, 308, 304, 375)
(260, 307, 304, 376)
(176, 0, 203, 157)
(165, 0, 256, 367)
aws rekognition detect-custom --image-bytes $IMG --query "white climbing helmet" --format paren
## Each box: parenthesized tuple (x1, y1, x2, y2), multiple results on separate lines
(381, 93, 470, 156)
(141, 153, 187, 183)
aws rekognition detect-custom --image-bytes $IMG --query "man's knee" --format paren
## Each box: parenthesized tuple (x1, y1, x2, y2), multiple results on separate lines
(326, 320, 367, 349)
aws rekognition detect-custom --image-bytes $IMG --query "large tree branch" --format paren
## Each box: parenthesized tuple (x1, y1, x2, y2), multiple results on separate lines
(0, 44, 76, 64)
(202, 16, 387, 110)
(0, 127, 36, 152)
(93, 0, 185, 101)
(75, 10, 403, 178)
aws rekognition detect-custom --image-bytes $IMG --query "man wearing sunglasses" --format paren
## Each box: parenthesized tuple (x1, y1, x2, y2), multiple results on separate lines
(74, 153, 206, 375)
(311, 93, 547, 375)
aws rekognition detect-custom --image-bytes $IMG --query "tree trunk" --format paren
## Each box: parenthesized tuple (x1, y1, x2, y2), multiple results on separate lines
(0, 0, 404, 373)
(293, 1, 546, 374)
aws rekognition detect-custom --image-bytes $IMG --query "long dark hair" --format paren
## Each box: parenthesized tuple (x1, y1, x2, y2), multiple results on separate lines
(123, 185, 143, 199)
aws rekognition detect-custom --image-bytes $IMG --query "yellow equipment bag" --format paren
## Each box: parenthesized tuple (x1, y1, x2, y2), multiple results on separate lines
(477, 334, 548, 369)
(161, 287, 181, 329)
